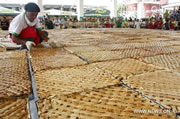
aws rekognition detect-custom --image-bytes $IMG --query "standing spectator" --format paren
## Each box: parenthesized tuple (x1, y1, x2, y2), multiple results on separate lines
(170, 17, 175, 30)
(157, 18, 163, 29)
(105, 19, 111, 28)
(110, 19, 115, 28)
(45, 18, 54, 29)
(149, 19, 154, 29)
(123, 18, 128, 28)
(53, 16, 60, 29)
(134, 19, 140, 29)
(116, 18, 122, 28)
(164, 18, 170, 30)
(154, 19, 159, 29)
(1, 17, 9, 30)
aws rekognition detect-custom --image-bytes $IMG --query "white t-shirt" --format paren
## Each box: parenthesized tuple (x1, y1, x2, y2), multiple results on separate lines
(9, 12, 42, 36)
(135, 21, 140, 29)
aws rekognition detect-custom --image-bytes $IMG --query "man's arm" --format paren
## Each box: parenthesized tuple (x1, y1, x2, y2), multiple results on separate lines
(37, 30, 49, 42)
(12, 35, 26, 45)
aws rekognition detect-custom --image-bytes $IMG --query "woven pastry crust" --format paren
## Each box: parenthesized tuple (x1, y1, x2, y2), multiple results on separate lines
(98, 43, 133, 50)
(127, 41, 170, 48)
(117, 49, 154, 58)
(0, 54, 31, 98)
(30, 48, 87, 71)
(140, 53, 180, 71)
(93, 58, 161, 77)
(77, 51, 125, 63)
(167, 46, 180, 51)
(0, 50, 26, 60)
(35, 65, 120, 98)
(142, 46, 179, 55)
(65, 46, 104, 54)
(125, 70, 180, 112)
(0, 98, 29, 119)
(37, 86, 175, 119)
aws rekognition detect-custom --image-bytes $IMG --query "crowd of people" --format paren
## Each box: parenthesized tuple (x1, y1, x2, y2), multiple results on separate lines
(1, 6, 180, 31)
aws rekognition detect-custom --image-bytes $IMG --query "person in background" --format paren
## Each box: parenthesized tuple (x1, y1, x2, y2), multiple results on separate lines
(116, 18, 122, 28)
(134, 19, 140, 29)
(54, 16, 60, 29)
(157, 17, 163, 29)
(9, 2, 49, 50)
(123, 18, 128, 28)
(149, 19, 154, 29)
(164, 18, 170, 30)
(110, 19, 115, 28)
(1, 16, 9, 30)
(105, 19, 111, 28)
(45, 18, 54, 29)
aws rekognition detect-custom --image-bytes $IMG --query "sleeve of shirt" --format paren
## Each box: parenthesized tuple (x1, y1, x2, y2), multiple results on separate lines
(10, 18, 24, 36)
(36, 19, 42, 30)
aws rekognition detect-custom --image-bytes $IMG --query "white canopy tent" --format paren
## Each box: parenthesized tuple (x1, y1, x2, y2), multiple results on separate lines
(43, 9, 77, 16)
(0, 6, 20, 14)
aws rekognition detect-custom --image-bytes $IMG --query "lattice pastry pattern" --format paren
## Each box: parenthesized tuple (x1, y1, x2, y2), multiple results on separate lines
(35, 65, 120, 98)
(64, 45, 104, 54)
(0, 98, 29, 119)
(37, 86, 175, 119)
(124, 70, 180, 112)
(98, 43, 133, 51)
(142, 46, 180, 55)
(93, 58, 162, 77)
(0, 50, 26, 59)
(127, 41, 171, 48)
(140, 53, 180, 72)
(167, 46, 180, 51)
(30, 48, 67, 57)
(0, 46, 6, 52)
(0, 58, 31, 98)
(118, 49, 155, 58)
(30, 48, 87, 71)
(77, 51, 125, 63)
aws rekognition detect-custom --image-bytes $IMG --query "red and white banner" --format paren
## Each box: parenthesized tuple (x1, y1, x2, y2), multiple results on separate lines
(160, 0, 168, 5)
(126, 4, 137, 12)
(144, 4, 160, 17)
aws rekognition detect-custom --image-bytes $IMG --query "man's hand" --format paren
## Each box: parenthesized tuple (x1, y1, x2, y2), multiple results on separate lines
(26, 41, 36, 51)
(47, 40, 57, 48)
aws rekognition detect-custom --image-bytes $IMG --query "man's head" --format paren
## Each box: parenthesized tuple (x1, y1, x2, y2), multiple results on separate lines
(25, 2, 40, 22)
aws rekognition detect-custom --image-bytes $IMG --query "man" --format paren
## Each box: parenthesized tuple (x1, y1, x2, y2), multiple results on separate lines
(9, 2, 49, 50)
(1, 17, 9, 30)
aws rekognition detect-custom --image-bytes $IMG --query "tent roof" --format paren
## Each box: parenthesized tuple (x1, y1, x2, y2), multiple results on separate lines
(43, 9, 77, 16)
(84, 8, 110, 16)
(0, 6, 20, 14)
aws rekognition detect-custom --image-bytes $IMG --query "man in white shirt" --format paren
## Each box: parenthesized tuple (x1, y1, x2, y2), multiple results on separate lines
(9, 2, 49, 50)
